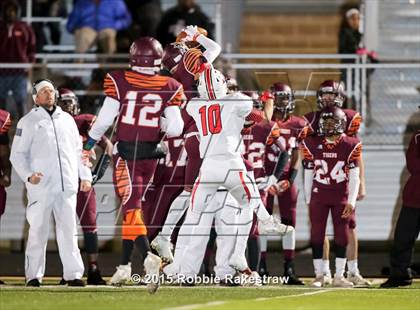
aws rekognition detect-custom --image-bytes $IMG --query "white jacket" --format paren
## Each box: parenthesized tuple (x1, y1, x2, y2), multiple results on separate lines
(11, 106, 92, 194)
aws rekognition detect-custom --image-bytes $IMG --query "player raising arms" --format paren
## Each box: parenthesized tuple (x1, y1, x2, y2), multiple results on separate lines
(84, 37, 185, 293)
(304, 80, 369, 286)
(57, 88, 113, 285)
(302, 106, 361, 288)
(264, 82, 307, 285)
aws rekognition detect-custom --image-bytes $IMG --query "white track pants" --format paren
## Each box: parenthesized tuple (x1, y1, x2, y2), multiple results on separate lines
(25, 189, 84, 282)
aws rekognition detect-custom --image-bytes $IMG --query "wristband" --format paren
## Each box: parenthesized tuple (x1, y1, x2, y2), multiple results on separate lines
(84, 137, 97, 151)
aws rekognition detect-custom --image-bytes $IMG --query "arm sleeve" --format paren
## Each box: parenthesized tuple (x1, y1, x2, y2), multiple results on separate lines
(196, 34, 221, 64)
(245, 109, 264, 124)
(273, 151, 290, 179)
(163, 105, 184, 138)
(10, 119, 33, 182)
(304, 169, 314, 205)
(88, 96, 120, 141)
(347, 113, 362, 137)
(347, 167, 360, 207)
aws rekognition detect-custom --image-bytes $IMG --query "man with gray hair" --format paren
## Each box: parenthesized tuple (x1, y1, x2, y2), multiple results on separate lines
(10, 79, 92, 287)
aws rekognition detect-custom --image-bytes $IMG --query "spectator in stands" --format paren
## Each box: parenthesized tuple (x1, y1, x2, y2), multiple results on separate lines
(33, 0, 68, 52)
(66, 0, 132, 54)
(0, 0, 36, 119)
(156, 0, 213, 47)
(124, 0, 162, 38)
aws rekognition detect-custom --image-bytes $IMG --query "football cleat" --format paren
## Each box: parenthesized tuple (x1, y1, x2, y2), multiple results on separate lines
(241, 271, 263, 287)
(259, 216, 294, 236)
(283, 261, 304, 285)
(332, 275, 354, 288)
(380, 277, 412, 288)
(110, 263, 132, 286)
(144, 252, 162, 294)
(347, 272, 371, 287)
(228, 254, 252, 275)
(67, 279, 86, 287)
(151, 235, 174, 263)
(87, 267, 107, 285)
(26, 279, 41, 287)
(324, 271, 333, 285)
(311, 275, 326, 288)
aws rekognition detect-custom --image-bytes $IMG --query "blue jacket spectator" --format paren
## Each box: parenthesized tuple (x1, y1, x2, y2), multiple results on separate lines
(66, 0, 132, 54)
(67, 0, 131, 34)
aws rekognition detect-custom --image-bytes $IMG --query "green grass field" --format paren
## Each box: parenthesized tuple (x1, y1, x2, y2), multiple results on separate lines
(1, 279, 419, 310)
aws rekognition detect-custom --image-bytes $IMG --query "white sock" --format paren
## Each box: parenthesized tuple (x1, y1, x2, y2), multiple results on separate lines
(347, 259, 359, 275)
(313, 259, 323, 276)
(259, 235, 267, 252)
(282, 227, 295, 250)
(323, 259, 331, 276)
(160, 191, 190, 240)
(335, 258, 347, 278)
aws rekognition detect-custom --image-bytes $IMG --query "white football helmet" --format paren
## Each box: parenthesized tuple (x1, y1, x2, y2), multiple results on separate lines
(197, 67, 227, 99)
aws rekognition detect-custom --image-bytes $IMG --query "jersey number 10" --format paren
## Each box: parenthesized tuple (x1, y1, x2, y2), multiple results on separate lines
(198, 104, 222, 136)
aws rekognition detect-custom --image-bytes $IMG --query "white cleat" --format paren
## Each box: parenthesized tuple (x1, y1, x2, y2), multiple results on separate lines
(259, 216, 294, 236)
(347, 272, 371, 287)
(324, 272, 333, 286)
(241, 271, 263, 287)
(311, 275, 326, 288)
(151, 235, 174, 263)
(228, 254, 252, 274)
(110, 263, 132, 285)
(144, 252, 162, 294)
(333, 275, 354, 288)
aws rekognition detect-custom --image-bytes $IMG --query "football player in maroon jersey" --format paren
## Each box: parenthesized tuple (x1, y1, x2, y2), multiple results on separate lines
(303, 80, 369, 286)
(381, 126, 420, 288)
(262, 83, 306, 284)
(57, 88, 113, 285)
(84, 37, 185, 293)
(0, 109, 11, 285)
(302, 106, 361, 288)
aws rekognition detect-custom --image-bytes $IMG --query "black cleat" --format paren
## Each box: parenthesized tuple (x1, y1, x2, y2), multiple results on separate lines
(67, 279, 86, 287)
(0, 279, 5, 285)
(380, 277, 412, 288)
(258, 259, 269, 278)
(59, 278, 67, 285)
(87, 268, 106, 285)
(26, 279, 41, 287)
(283, 261, 304, 285)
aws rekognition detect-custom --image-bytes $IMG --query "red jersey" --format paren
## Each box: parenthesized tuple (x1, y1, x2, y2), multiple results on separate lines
(301, 134, 362, 204)
(403, 131, 420, 208)
(304, 108, 362, 137)
(242, 121, 276, 179)
(103, 70, 184, 143)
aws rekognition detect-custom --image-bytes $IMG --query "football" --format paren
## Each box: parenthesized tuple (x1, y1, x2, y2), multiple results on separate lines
(176, 27, 208, 43)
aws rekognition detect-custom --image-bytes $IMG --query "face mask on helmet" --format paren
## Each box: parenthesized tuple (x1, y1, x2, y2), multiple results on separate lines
(197, 68, 227, 99)
(129, 36, 163, 71)
(318, 108, 347, 136)
(58, 89, 79, 116)
(317, 80, 345, 109)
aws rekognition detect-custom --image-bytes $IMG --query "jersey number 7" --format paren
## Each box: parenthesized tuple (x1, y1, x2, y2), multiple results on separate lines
(198, 104, 222, 136)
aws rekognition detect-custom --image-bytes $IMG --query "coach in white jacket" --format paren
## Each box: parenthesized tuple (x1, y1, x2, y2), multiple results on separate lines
(10, 79, 92, 287)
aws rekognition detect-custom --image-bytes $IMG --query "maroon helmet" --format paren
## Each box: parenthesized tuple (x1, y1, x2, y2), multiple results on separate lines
(129, 37, 163, 68)
(317, 80, 346, 109)
(319, 106, 347, 136)
(58, 88, 79, 116)
(162, 42, 188, 72)
(271, 82, 295, 119)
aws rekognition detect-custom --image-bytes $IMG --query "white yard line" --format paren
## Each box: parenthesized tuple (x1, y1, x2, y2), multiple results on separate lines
(164, 289, 331, 310)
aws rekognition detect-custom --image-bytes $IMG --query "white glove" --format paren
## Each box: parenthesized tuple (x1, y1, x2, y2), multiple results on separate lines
(256, 175, 278, 190)
(183, 25, 200, 41)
